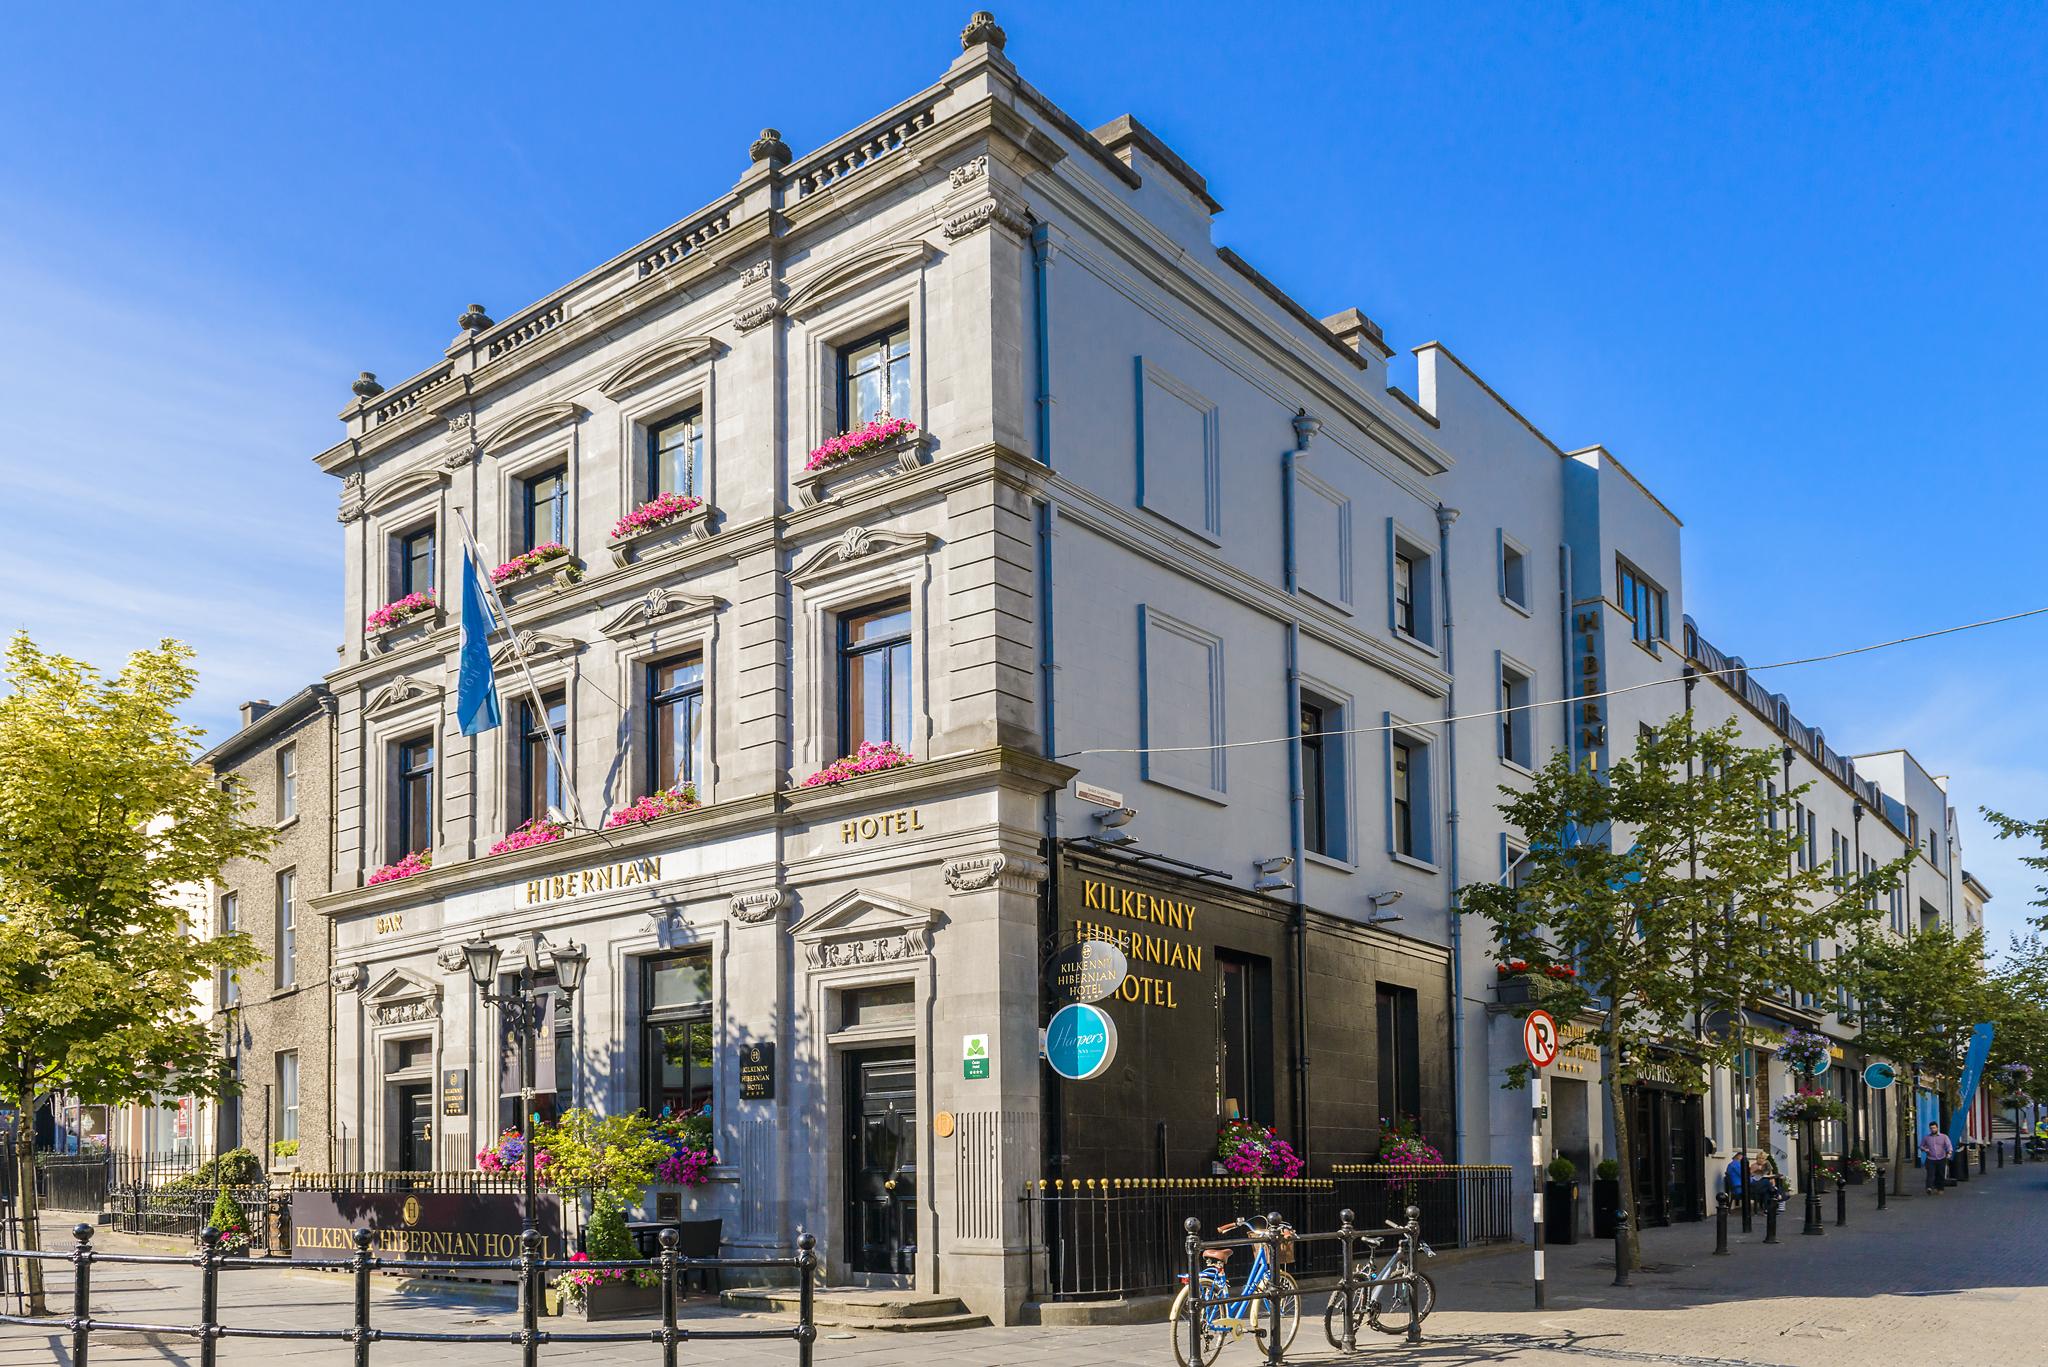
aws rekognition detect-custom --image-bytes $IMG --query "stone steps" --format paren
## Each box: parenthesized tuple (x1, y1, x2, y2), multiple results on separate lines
(720, 1285, 991, 1331)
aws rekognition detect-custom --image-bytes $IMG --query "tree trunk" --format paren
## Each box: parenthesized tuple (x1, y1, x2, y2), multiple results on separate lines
(14, 1123, 45, 1314)
(1893, 1068, 1916, 1197)
(1606, 1029, 1641, 1272)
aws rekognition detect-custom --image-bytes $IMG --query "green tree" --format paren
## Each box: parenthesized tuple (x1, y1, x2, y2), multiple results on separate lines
(0, 636, 269, 1310)
(1837, 924, 1989, 1191)
(1459, 713, 1890, 1271)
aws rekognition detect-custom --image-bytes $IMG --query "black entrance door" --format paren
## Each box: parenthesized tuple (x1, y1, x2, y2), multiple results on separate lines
(844, 1047, 916, 1279)
(397, 1084, 434, 1172)
(1628, 1088, 1705, 1226)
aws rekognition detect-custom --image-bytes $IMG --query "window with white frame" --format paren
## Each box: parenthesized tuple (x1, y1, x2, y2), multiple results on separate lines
(277, 1050, 300, 1143)
(648, 409, 705, 501)
(838, 323, 911, 431)
(1498, 657, 1534, 769)
(276, 869, 296, 988)
(277, 744, 297, 823)
(1499, 534, 1529, 611)
(219, 892, 239, 1007)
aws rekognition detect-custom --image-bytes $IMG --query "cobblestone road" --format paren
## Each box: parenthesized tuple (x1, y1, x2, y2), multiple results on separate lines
(5, 1162, 2041, 1367)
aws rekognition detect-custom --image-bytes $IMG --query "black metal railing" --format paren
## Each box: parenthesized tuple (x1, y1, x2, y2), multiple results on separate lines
(0, 1222, 820, 1367)
(110, 1183, 272, 1250)
(1024, 1166, 1514, 1303)
(33, 1155, 111, 1212)
(284, 1169, 545, 1195)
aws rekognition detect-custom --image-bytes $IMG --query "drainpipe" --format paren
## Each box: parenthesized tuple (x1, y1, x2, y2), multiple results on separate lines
(1436, 503, 1464, 1162)
(1284, 412, 1317, 1154)
(1031, 220, 1065, 1184)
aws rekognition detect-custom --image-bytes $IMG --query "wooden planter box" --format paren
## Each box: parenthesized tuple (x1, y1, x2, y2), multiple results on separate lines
(608, 503, 714, 566)
(793, 432, 923, 507)
(1492, 976, 1567, 1006)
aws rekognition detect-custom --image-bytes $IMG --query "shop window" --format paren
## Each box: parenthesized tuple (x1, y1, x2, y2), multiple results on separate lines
(642, 952, 714, 1121)
(1218, 953, 1274, 1126)
(649, 656, 704, 794)
(838, 323, 911, 431)
(1376, 983, 1421, 1128)
(839, 597, 912, 755)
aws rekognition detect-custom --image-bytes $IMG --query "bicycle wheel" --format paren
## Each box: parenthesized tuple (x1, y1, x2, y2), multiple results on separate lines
(1321, 1284, 1364, 1349)
(1169, 1282, 1226, 1367)
(1367, 1268, 1436, 1335)
(1253, 1272, 1300, 1355)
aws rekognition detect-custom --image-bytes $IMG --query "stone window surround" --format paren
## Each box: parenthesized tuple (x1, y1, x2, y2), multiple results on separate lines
(494, 652, 581, 838)
(613, 359, 720, 517)
(596, 912, 736, 1155)
(363, 487, 450, 629)
(494, 421, 583, 565)
(1385, 517, 1439, 656)
(607, 610, 724, 812)
(1497, 528, 1533, 616)
(791, 540, 935, 777)
(363, 693, 445, 873)
(798, 273, 927, 460)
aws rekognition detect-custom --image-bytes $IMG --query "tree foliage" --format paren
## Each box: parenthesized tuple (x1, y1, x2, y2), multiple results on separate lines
(1459, 712, 1894, 1268)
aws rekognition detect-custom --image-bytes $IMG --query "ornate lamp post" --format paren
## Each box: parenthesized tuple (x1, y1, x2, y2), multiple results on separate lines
(462, 932, 588, 1235)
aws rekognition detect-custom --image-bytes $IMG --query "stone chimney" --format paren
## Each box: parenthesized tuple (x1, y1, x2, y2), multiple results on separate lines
(240, 700, 274, 728)
(1321, 308, 1392, 360)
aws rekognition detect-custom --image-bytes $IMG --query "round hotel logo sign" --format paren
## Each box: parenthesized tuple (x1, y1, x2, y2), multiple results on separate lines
(401, 1196, 422, 1227)
(1047, 938, 1130, 1005)
(1044, 1003, 1118, 1081)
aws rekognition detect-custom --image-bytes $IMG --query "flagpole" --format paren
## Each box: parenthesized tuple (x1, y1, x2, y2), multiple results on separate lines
(453, 506, 592, 833)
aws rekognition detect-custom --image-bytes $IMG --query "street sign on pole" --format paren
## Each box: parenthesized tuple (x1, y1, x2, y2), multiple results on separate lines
(1523, 1007, 1559, 1311)
(1524, 1010, 1560, 1070)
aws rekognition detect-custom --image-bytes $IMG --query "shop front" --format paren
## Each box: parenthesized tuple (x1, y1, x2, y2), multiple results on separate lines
(1622, 1055, 1706, 1227)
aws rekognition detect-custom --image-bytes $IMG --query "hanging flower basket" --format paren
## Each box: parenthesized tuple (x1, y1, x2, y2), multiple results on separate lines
(366, 591, 437, 634)
(1216, 1120, 1304, 1180)
(489, 818, 567, 855)
(1776, 1027, 1832, 1076)
(492, 542, 574, 584)
(652, 1110, 717, 1186)
(367, 849, 431, 885)
(605, 784, 700, 829)
(1771, 1088, 1844, 1126)
(801, 741, 912, 787)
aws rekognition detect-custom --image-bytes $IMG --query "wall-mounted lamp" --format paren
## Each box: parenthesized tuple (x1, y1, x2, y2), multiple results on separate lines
(1253, 855, 1295, 893)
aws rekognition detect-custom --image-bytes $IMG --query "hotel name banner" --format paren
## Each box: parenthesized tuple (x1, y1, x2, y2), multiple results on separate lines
(1060, 870, 1210, 1009)
(523, 855, 666, 909)
(290, 1191, 566, 1263)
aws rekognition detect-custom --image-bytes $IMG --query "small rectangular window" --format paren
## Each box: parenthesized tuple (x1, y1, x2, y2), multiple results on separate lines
(278, 744, 297, 823)
(1499, 661, 1533, 768)
(838, 324, 911, 431)
(840, 983, 916, 1030)
(1393, 553, 1417, 637)
(398, 526, 436, 598)
(1616, 557, 1668, 646)
(649, 656, 705, 796)
(219, 893, 240, 1007)
(1376, 983, 1421, 1128)
(1299, 693, 1347, 860)
(839, 598, 912, 755)
(517, 692, 568, 824)
(1391, 738, 1418, 858)
(520, 466, 569, 553)
(1499, 538, 1528, 609)
(276, 870, 296, 988)
(395, 735, 434, 859)
(277, 1051, 300, 1144)
(648, 410, 704, 500)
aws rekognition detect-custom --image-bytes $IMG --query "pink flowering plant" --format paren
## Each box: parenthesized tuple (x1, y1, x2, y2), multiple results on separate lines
(476, 1127, 552, 1179)
(488, 817, 566, 856)
(652, 1110, 717, 1187)
(803, 415, 917, 473)
(801, 740, 912, 787)
(1376, 1114, 1446, 1169)
(605, 784, 700, 829)
(367, 849, 431, 885)
(1771, 1088, 1845, 1126)
(366, 591, 436, 632)
(1215, 1120, 1305, 1181)
(491, 542, 572, 584)
(610, 492, 703, 541)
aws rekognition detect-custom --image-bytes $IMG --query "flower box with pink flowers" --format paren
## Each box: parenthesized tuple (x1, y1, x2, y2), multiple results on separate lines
(367, 849, 432, 885)
(492, 543, 580, 602)
(801, 741, 912, 788)
(366, 592, 440, 653)
(605, 784, 700, 829)
(489, 818, 566, 856)
(608, 492, 712, 566)
(793, 416, 922, 507)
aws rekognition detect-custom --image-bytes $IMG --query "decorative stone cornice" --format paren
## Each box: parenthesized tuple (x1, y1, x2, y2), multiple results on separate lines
(337, 471, 366, 524)
(598, 335, 721, 398)
(364, 675, 443, 720)
(942, 853, 1047, 895)
(738, 260, 772, 287)
(434, 945, 469, 973)
(734, 298, 783, 333)
(439, 412, 480, 469)
(944, 193, 1028, 242)
(479, 400, 584, 458)
(331, 965, 365, 992)
(489, 631, 581, 667)
(787, 524, 935, 587)
(599, 587, 724, 641)
(948, 155, 989, 189)
(728, 888, 784, 924)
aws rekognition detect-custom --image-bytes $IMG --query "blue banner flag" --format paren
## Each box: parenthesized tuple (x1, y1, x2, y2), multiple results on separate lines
(457, 552, 502, 736)
(1949, 1021, 1995, 1139)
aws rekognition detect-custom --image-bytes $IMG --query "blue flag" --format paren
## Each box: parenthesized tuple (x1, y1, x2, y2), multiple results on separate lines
(1948, 1021, 1995, 1140)
(457, 552, 502, 736)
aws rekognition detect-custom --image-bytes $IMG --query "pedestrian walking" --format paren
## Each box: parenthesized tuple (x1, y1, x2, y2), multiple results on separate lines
(1920, 1123, 1953, 1193)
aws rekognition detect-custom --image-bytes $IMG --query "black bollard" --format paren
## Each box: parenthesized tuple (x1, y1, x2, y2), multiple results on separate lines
(1999, 1139, 2005, 1168)
(1184, 1218, 1205, 1367)
(1835, 1178, 1847, 1228)
(1764, 1197, 1780, 1244)
(1612, 1205, 1631, 1286)
(1714, 1197, 1730, 1255)
(71, 1223, 94, 1367)
(1876, 1167, 1887, 1210)
(1980, 1143, 1988, 1175)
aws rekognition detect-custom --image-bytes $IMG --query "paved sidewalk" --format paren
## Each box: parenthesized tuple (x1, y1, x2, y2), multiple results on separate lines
(4, 1161, 2043, 1366)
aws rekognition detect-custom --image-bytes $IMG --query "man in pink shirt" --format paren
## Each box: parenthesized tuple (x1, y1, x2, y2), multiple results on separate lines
(1919, 1122, 1953, 1192)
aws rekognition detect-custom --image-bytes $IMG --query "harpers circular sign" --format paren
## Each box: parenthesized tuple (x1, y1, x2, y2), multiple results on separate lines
(1044, 1003, 1118, 1081)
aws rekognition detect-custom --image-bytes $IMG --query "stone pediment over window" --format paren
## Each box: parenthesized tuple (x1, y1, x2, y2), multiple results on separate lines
(362, 467, 452, 518)
(599, 588, 725, 642)
(479, 400, 585, 457)
(364, 675, 444, 720)
(787, 525, 935, 588)
(362, 967, 442, 1026)
(598, 336, 721, 398)
(782, 240, 935, 321)
(490, 631, 581, 668)
(791, 888, 937, 971)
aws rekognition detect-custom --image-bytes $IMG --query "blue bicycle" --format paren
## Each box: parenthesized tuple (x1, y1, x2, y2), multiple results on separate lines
(1168, 1215, 1301, 1366)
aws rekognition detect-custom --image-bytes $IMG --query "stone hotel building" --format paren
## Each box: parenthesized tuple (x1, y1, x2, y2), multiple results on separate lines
(306, 10, 1984, 1320)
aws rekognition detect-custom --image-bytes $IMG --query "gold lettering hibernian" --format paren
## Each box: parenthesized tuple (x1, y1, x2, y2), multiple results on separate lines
(522, 858, 668, 907)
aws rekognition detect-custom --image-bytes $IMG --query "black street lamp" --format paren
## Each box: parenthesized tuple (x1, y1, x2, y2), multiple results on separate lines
(463, 932, 588, 1239)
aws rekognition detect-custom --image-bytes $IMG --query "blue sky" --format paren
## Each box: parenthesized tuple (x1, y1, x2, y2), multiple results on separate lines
(3, 2, 2044, 940)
